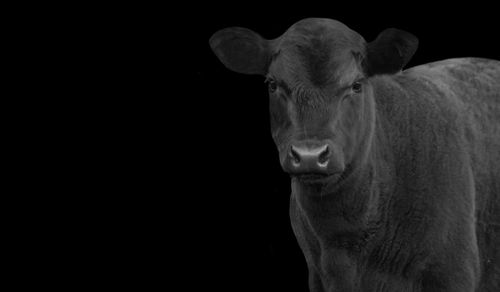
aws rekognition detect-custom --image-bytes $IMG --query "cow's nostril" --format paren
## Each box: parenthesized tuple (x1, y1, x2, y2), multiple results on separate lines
(318, 146, 330, 164)
(290, 146, 301, 164)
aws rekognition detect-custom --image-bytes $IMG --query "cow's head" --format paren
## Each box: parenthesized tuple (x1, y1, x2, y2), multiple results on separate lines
(209, 18, 418, 186)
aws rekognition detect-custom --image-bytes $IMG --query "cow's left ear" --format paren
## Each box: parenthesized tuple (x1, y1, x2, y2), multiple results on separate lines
(209, 27, 273, 75)
(364, 28, 418, 76)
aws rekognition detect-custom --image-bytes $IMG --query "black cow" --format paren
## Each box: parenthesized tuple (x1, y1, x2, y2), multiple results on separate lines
(209, 18, 500, 291)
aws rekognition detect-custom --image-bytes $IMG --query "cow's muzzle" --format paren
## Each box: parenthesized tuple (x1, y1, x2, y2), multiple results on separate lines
(283, 140, 344, 183)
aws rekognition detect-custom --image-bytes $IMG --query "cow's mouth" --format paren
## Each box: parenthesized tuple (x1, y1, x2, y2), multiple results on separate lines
(293, 173, 335, 184)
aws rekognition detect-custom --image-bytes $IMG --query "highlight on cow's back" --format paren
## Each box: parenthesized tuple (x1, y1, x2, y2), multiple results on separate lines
(210, 18, 500, 292)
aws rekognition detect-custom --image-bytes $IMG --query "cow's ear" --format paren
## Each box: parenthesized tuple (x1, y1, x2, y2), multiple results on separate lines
(364, 28, 418, 76)
(209, 27, 272, 75)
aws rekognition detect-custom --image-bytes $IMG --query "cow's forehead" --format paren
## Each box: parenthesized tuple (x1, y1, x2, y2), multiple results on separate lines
(271, 18, 366, 88)
(284, 18, 362, 40)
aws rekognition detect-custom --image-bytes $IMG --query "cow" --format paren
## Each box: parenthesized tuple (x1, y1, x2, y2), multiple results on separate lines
(209, 18, 500, 291)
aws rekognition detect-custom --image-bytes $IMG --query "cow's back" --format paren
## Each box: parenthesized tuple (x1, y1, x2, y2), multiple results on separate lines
(389, 58, 500, 290)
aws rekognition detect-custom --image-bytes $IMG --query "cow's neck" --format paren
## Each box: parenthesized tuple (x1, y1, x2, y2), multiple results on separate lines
(290, 93, 394, 251)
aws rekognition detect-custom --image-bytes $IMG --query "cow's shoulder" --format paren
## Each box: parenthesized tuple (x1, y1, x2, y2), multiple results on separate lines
(403, 58, 500, 119)
(369, 58, 500, 154)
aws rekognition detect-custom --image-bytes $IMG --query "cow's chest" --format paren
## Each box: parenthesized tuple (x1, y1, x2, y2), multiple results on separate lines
(290, 197, 422, 291)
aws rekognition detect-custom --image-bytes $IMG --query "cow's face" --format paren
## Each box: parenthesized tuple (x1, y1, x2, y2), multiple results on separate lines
(210, 18, 418, 185)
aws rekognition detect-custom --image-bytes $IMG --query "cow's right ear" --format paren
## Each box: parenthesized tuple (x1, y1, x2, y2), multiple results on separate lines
(209, 27, 272, 75)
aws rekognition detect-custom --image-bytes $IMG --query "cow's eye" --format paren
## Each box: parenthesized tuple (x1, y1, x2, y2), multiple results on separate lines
(352, 82, 362, 93)
(267, 79, 277, 93)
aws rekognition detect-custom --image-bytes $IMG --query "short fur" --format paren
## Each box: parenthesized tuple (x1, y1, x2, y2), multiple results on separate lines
(210, 18, 500, 291)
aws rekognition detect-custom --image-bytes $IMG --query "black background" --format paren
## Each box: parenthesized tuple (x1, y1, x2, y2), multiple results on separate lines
(181, 7, 500, 292)
(23, 4, 499, 291)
